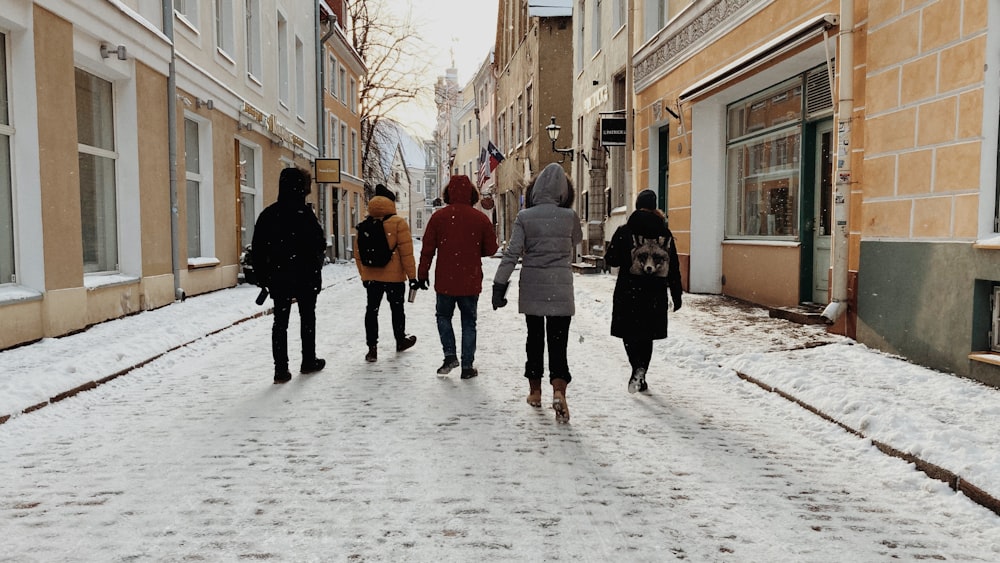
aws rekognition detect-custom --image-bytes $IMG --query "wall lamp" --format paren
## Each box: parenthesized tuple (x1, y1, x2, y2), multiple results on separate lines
(100, 43, 128, 61)
(196, 97, 214, 110)
(545, 116, 574, 162)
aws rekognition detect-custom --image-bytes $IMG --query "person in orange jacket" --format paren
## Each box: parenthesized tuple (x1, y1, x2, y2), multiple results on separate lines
(353, 184, 418, 362)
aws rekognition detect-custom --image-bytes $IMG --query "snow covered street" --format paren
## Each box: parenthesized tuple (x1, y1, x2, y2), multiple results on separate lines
(2, 255, 1000, 561)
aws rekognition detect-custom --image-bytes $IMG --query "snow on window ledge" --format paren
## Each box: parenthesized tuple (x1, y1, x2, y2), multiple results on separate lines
(0, 285, 43, 305)
(973, 235, 1000, 250)
(84, 273, 140, 291)
(187, 257, 221, 269)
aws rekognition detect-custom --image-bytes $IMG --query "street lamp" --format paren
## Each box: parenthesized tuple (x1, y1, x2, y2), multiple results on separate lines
(545, 116, 574, 162)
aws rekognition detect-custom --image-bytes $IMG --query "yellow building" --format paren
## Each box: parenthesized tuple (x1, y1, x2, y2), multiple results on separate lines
(633, 0, 1000, 385)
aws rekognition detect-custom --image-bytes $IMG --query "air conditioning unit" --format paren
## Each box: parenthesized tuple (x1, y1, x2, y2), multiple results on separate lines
(992, 286, 1000, 352)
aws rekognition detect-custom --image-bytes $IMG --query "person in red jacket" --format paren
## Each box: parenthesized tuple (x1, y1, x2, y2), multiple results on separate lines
(417, 176, 500, 379)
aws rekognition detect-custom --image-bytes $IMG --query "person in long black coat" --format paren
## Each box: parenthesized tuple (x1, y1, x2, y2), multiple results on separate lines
(251, 167, 327, 383)
(604, 189, 683, 393)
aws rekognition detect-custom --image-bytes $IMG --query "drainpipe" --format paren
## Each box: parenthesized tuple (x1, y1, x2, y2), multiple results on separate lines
(625, 0, 634, 206)
(164, 0, 185, 301)
(821, 0, 853, 324)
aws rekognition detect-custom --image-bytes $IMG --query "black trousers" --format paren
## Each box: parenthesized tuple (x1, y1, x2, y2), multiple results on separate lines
(524, 315, 572, 384)
(623, 338, 653, 372)
(365, 281, 406, 346)
(272, 292, 318, 370)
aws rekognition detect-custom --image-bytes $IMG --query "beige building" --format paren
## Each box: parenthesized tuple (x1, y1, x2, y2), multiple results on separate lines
(633, 0, 1000, 386)
(494, 0, 575, 244)
(320, 0, 365, 261)
(1, 0, 318, 351)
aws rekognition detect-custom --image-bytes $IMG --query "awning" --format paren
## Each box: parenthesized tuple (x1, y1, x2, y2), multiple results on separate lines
(528, 0, 572, 17)
(679, 13, 838, 102)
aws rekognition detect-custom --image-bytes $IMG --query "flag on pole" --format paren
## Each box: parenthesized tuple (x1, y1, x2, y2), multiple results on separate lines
(476, 148, 490, 188)
(486, 141, 505, 171)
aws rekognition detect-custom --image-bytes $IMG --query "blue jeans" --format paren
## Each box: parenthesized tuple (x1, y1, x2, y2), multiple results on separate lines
(435, 294, 479, 369)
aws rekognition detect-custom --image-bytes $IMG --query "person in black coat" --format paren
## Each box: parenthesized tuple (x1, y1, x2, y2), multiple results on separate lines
(604, 189, 683, 393)
(251, 167, 327, 383)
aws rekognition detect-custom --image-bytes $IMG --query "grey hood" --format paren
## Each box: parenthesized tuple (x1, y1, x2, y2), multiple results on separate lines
(528, 163, 569, 207)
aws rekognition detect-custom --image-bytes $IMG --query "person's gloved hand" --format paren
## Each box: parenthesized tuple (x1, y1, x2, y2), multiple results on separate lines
(409, 279, 421, 291)
(363, 280, 372, 288)
(416, 278, 430, 290)
(672, 293, 682, 312)
(492, 283, 509, 310)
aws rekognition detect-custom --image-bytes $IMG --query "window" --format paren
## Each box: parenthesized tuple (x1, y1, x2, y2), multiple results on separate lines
(294, 37, 305, 117)
(517, 95, 523, 145)
(329, 57, 338, 97)
(329, 115, 338, 157)
(340, 123, 347, 169)
(592, 0, 602, 55)
(509, 103, 515, 148)
(350, 78, 357, 113)
(643, 0, 667, 41)
(0, 33, 12, 284)
(525, 84, 533, 141)
(239, 142, 258, 248)
(176, 0, 199, 27)
(245, 0, 262, 79)
(339, 67, 347, 101)
(498, 111, 505, 152)
(277, 13, 289, 104)
(215, 0, 235, 55)
(351, 129, 358, 175)
(76, 69, 118, 273)
(576, 0, 585, 71)
(184, 117, 216, 259)
(613, 0, 626, 30)
(725, 77, 803, 238)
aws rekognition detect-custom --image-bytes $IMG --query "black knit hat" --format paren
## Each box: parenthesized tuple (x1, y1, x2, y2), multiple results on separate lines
(375, 184, 396, 202)
(635, 189, 657, 210)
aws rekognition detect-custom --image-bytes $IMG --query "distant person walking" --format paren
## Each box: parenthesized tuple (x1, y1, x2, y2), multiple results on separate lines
(354, 184, 418, 362)
(417, 175, 499, 379)
(604, 188, 683, 393)
(250, 167, 327, 384)
(493, 163, 582, 423)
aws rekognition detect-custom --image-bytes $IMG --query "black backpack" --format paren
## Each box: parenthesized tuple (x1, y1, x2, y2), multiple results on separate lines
(356, 215, 396, 267)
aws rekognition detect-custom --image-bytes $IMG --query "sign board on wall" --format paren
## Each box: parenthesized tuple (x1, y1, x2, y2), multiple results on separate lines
(600, 117, 627, 147)
(315, 159, 341, 184)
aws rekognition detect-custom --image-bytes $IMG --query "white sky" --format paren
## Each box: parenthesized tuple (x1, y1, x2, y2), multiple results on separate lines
(2, 245, 1000, 559)
(386, 0, 499, 138)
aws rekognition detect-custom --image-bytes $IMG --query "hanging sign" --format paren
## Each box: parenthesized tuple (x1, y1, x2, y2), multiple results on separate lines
(315, 158, 341, 184)
(600, 116, 627, 147)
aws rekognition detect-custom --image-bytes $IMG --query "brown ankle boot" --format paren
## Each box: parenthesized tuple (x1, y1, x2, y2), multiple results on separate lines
(365, 345, 377, 362)
(551, 379, 569, 423)
(526, 378, 542, 407)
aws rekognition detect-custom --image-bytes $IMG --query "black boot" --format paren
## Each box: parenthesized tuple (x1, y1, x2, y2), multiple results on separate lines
(437, 355, 459, 374)
(365, 346, 377, 363)
(301, 358, 326, 374)
(274, 367, 292, 384)
(396, 335, 417, 352)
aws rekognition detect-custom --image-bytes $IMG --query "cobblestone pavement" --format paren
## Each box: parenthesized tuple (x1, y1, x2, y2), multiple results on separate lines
(1, 266, 999, 562)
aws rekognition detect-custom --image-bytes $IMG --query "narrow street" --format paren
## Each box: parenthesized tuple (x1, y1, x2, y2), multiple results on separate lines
(2, 258, 999, 562)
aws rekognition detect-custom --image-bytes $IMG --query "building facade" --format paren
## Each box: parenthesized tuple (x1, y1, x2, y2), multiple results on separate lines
(494, 0, 575, 244)
(1, 0, 318, 350)
(633, 0, 1000, 386)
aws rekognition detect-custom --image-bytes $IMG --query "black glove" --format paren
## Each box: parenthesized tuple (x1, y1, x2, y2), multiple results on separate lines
(672, 293, 682, 312)
(362, 280, 372, 288)
(492, 283, 509, 310)
(409, 279, 420, 291)
(416, 278, 430, 290)
(255, 287, 269, 306)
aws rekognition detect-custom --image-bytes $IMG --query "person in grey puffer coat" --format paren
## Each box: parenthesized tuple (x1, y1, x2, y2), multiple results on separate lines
(492, 163, 583, 423)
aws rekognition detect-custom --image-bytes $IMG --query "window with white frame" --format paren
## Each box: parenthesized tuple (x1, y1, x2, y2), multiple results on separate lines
(725, 76, 804, 238)
(340, 123, 347, 167)
(351, 129, 358, 175)
(215, 0, 235, 56)
(76, 69, 119, 273)
(295, 37, 305, 117)
(350, 78, 357, 113)
(329, 114, 338, 157)
(516, 95, 523, 145)
(525, 84, 533, 140)
(239, 141, 259, 249)
(643, 0, 667, 41)
(184, 117, 215, 259)
(328, 55, 337, 96)
(613, 0, 626, 30)
(339, 67, 346, 101)
(0, 33, 13, 284)
(592, 0, 602, 55)
(576, 0, 585, 72)
(277, 13, 289, 105)
(245, 0, 262, 79)
(509, 103, 515, 148)
(498, 111, 505, 152)
(176, 0, 199, 28)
